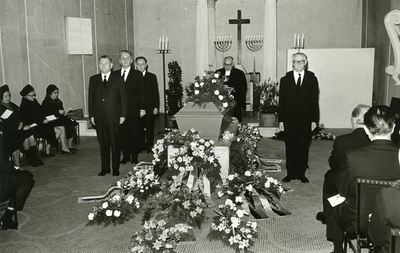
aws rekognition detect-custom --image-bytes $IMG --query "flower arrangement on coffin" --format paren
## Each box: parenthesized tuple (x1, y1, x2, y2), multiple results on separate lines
(208, 198, 258, 252)
(130, 218, 193, 253)
(184, 70, 236, 113)
(87, 165, 160, 226)
(142, 181, 208, 229)
(255, 78, 279, 114)
(152, 128, 222, 190)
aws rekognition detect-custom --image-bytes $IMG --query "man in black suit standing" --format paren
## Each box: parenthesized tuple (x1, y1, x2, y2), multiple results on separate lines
(278, 52, 319, 183)
(317, 104, 370, 252)
(114, 50, 145, 165)
(135, 56, 160, 153)
(89, 55, 127, 176)
(216, 56, 247, 122)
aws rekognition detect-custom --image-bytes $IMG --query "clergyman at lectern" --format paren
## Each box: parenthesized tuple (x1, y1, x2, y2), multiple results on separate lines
(216, 56, 247, 122)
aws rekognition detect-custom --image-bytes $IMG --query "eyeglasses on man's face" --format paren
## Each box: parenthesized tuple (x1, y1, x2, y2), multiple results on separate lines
(292, 60, 306, 64)
(27, 93, 36, 97)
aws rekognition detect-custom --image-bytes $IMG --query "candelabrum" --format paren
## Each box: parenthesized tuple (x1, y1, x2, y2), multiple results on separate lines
(293, 33, 305, 52)
(214, 35, 232, 52)
(156, 36, 171, 129)
(245, 35, 264, 73)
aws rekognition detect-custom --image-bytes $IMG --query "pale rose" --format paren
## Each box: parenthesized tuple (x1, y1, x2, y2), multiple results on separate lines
(222, 102, 228, 108)
(236, 209, 245, 218)
(194, 89, 200, 95)
(214, 73, 219, 78)
(214, 90, 220, 95)
(230, 217, 240, 228)
(114, 210, 121, 217)
(244, 171, 252, 176)
(235, 196, 243, 203)
(102, 202, 109, 209)
(218, 95, 224, 100)
(212, 79, 217, 83)
(200, 82, 204, 87)
(105, 210, 113, 216)
(194, 82, 200, 87)
(88, 213, 95, 220)
(228, 174, 235, 181)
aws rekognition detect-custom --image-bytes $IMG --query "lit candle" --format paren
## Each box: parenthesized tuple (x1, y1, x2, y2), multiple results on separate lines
(166, 36, 169, 50)
(230, 36, 232, 42)
(159, 37, 161, 50)
(161, 36, 165, 50)
(301, 33, 305, 48)
(297, 33, 300, 49)
(294, 33, 296, 48)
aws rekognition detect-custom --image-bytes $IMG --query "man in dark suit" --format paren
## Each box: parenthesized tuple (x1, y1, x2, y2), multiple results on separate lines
(0, 121, 35, 230)
(278, 52, 320, 183)
(89, 55, 127, 176)
(135, 56, 160, 153)
(332, 105, 400, 253)
(368, 180, 400, 253)
(114, 50, 145, 165)
(317, 104, 370, 252)
(216, 56, 247, 122)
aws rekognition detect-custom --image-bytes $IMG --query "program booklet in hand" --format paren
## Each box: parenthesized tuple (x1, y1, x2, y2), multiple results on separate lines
(1, 109, 12, 119)
(46, 115, 57, 121)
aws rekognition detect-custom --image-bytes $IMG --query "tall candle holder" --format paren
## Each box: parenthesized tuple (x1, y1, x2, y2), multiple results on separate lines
(293, 33, 305, 52)
(214, 35, 232, 52)
(156, 36, 171, 129)
(245, 35, 263, 73)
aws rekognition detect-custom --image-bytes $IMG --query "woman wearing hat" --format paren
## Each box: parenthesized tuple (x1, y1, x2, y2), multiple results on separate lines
(41, 84, 78, 154)
(19, 84, 58, 159)
(0, 85, 38, 167)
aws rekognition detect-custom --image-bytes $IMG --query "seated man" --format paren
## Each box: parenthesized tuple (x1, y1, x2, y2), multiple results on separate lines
(368, 179, 400, 253)
(318, 105, 370, 252)
(0, 120, 35, 230)
(332, 105, 400, 253)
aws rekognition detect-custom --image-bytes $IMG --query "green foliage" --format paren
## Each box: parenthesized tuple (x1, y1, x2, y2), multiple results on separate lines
(166, 61, 184, 115)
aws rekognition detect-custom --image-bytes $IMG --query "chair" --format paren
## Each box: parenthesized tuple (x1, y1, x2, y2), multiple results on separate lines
(349, 178, 395, 253)
(391, 228, 400, 253)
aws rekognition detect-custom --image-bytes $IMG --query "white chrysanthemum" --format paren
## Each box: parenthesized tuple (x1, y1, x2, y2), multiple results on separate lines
(218, 95, 224, 100)
(236, 209, 245, 218)
(194, 82, 200, 87)
(102, 202, 109, 209)
(105, 210, 113, 216)
(114, 210, 121, 217)
(88, 213, 94, 220)
(228, 174, 235, 181)
(222, 102, 228, 108)
(200, 82, 204, 87)
(194, 90, 200, 95)
(214, 73, 219, 78)
(235, 196, 243, 203)
(212, 79, 217, 83)
(214, 90, 220, 95)
(244, 171, 252, 176)
(230, 217, 240, 228)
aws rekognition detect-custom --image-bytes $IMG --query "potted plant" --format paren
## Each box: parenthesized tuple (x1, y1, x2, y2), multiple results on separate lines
(255, 78, 279, 126)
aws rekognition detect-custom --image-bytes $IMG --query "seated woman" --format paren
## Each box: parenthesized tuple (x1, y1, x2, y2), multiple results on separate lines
(332, 105, 400, 253)
(0, 85, 40, 167)
(19, 84, 58, 158)
(368, 179, 400, 253)
(0, 121, 35, 230)
(41, 84, 78, 154)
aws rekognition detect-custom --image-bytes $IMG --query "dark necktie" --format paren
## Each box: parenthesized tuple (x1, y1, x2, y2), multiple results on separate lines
(297, 73, 301, 86)
(296, 73, 301, 93)
(122, 70, 126, 81)
(103, 75, 107, 87)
